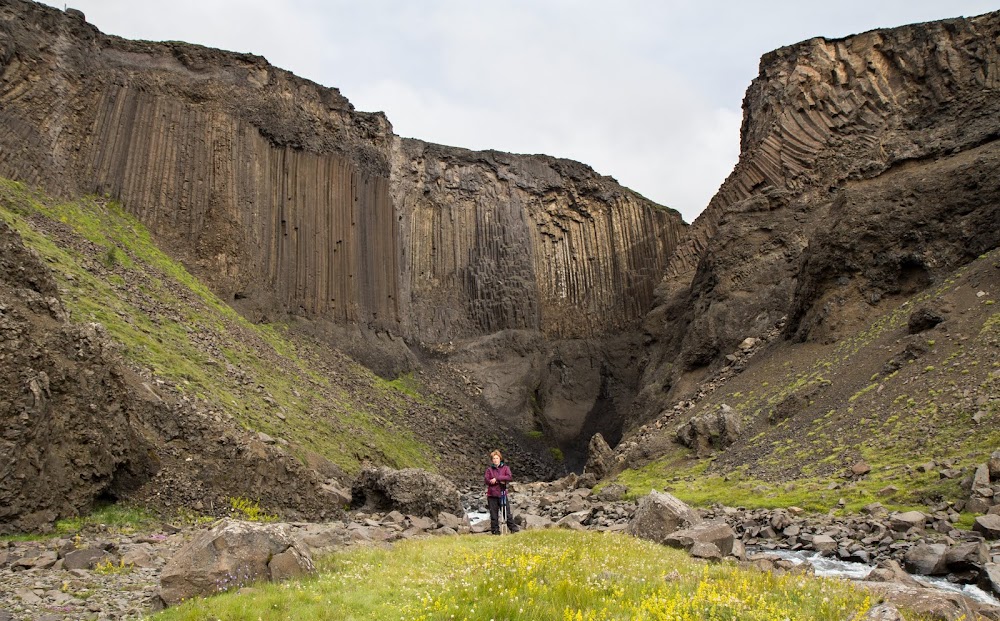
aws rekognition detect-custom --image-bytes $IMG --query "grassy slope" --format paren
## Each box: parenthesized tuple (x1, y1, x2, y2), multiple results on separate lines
(614, 249, 1000, 519)
(151, 530, 890, 621)
(0, 177, 436, 476)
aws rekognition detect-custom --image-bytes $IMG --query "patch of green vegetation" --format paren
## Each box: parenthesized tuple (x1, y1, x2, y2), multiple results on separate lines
(0, 503, 160, 542)
(228, 496, 279, 523)
(549, 447, 564, 462)
(151, 530, 888, 621)
(0, 178, 436, 477)
(378, 372, 424, 401)
(525, 430, 544, 440)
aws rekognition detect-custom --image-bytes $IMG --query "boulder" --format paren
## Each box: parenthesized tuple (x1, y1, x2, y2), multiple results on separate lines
(663, 521, 735, 557)
(689, 541, 722, 561)
(595, 483, 627, 502)
(989, 450, 1000, 481)
(585, 433, 615, 479)
(436, 512, 467, 531)
(890, 511, 927, 532)
(555, 510, 591, 531)
(62, 547, 111, 570)
(861, 582, 983, 621)
(859, 603, 906, 621)
(676, 405, 741, 456)
(984, 563, 1000, 597)
(626, 491, 702, 544)
(521, 514, 555, 530)
(865, 559, 924, 589)
(944, 540, 988, 573)
(350, 466, 463, 518)
(809, 534, 839, 555)
(973, 514, 1000, 540)
(973, 464, 992, 495)
(159, 520, 314, 606)
(907, 307, 944, 334)
(903, 543, 948, 576)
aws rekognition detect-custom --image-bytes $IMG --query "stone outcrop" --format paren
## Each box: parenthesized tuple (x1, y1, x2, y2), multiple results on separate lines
(626, 491, 702, 544)
(0, 209, 345, 534)
(159, 519, 314, 606)
(638, 10, 1000, 419)
(675, 403, 741, 456)
(0, 219, 157, 533)
(350, 466, 464, 518)
(0, 0, 686, 459)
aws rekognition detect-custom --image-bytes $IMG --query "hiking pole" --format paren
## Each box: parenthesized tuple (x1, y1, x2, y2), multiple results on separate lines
(499, 489, 509, 535)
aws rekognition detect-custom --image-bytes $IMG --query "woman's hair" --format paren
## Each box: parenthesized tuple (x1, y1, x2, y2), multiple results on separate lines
(490, 449, 502, 460)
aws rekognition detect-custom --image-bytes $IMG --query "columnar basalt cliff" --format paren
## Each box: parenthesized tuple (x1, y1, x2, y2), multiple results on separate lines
(391, 140, 684, 454)
(637, 11, 1000, 421)
(0, 1, 685, 467)
(0, 1, 400, 330)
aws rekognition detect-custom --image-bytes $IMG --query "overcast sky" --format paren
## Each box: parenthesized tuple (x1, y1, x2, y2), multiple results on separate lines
(41, 1, 997, 223)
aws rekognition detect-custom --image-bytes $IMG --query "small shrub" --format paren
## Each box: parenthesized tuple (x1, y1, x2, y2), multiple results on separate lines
(94, 559, 134, 575)
(229, 496, 278, 522)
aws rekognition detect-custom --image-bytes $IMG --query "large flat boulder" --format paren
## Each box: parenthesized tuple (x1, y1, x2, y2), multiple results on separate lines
(663, 521, 736, 557)
(626, 491, 701, 544)
(159, 520, 314, 606)
(350, 466, 463, 518)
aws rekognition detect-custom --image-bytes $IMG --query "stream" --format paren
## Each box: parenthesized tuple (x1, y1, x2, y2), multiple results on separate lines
(764, 549, 1000, 607)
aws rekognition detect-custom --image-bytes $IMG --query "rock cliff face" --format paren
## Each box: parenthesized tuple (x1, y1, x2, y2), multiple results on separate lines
(0, 0, 685, 460)
(638, 11, 1000, 421)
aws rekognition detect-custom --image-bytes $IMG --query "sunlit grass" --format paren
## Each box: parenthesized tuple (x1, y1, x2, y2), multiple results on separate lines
(0, 177, 435, 477)
(150, 530, 884, 621)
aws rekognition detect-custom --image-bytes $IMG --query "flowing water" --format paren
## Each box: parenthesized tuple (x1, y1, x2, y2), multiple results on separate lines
(765, 549, 1000, 607)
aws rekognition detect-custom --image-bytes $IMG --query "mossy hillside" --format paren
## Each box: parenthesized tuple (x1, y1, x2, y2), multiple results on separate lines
(0, 178, 434, 475)
(611, 249, 1000, 516)
(150, 529, 903, 621)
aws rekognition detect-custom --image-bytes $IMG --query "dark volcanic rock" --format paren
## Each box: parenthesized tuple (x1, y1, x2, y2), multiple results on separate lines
(351, 466, 463, 518)
(638, 10, 1000, 418)
(0, 0, 686, 464)
(907, 307, 945, 334)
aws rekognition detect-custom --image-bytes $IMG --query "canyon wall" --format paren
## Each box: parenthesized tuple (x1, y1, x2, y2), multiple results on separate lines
(637, 11, 1000, 421)
(0, 0, 686, 454)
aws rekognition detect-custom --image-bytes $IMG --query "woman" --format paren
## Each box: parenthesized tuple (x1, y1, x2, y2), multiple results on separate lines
(484, 449, 519, 535)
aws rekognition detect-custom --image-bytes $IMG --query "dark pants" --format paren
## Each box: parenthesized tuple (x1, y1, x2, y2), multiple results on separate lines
(487, 495, 518, 534)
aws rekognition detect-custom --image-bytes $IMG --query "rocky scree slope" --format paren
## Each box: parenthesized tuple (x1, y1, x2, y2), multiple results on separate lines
(638, 10, 1000, 424)
(0, 180, 549, 534)
(611, 246, 999, 518)
(0, 0, 686, 464)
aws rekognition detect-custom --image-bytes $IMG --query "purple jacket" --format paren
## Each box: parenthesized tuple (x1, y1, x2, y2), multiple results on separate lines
(484, 463, 513, 498)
